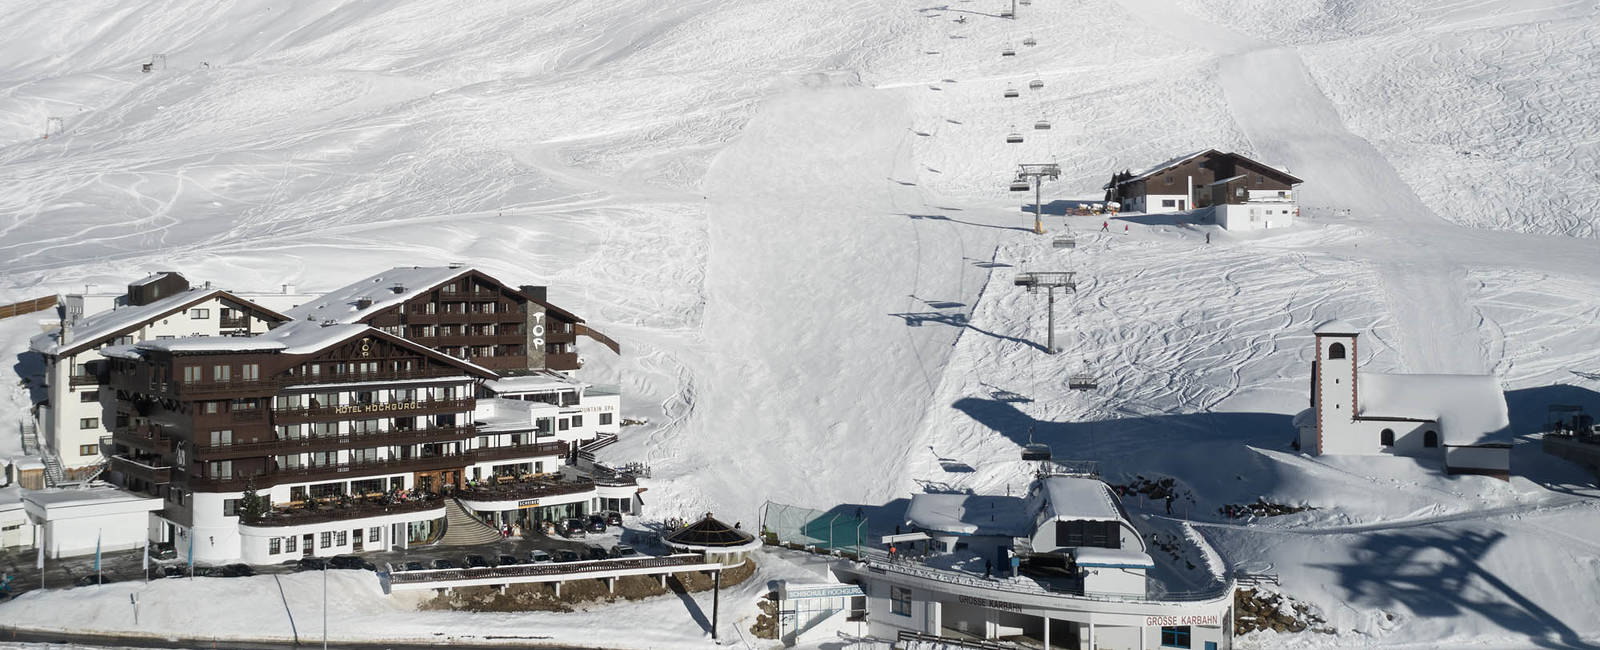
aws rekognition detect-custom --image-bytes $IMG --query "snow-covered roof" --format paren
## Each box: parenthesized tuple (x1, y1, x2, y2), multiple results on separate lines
(121, 321, 496, 377)
(1121, 149, 1215, 184)
(1074, 547, 1154, 568)
(484, 371, 582, 394)
(31, 288, 216, 356)
(129, 272, 172, 287)
(905, 493, 1031, 537)
(1358, 372, 1510, 444)
(284, 266, 472, 325)
(1033, 477, 1123, 523)
(1313, 318, 1360, 336)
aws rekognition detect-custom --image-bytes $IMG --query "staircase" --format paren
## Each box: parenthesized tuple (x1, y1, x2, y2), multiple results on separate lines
(436, 498, 506, 546)
(18, 421, 38, 456)
(41, 452, 66, 488)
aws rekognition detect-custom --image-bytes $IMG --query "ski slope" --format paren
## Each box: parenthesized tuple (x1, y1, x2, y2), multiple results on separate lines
(1, 0, 1599, 646)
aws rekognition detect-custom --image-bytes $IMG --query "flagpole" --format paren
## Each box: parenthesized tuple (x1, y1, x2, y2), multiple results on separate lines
(142, 538, 150, 582)
(35, 527, 44, 591)
(95, 529, 102, 586)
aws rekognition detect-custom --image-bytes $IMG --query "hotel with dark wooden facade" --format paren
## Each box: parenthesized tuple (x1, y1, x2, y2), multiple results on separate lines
(86, 266, 635, 564)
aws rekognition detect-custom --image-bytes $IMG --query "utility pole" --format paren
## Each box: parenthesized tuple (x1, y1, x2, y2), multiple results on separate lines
(1017, 164, 1061, 234)
(1013, 272, 1077, 354)
(711, 569, 722, 641)
(323, 563, 329, 650)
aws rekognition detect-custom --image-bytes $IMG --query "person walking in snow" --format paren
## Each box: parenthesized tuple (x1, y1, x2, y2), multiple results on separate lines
(985, 560, 992, 579)
(1206, 233, 1211, 244)
(1165, 494, 1174, 515)
(1101, 221, 1109, 232)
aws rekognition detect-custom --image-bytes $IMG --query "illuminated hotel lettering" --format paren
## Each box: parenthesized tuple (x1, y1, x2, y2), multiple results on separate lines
(332, 401, 431, 415)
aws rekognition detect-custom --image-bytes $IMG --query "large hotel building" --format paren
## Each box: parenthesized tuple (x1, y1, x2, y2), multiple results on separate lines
(31, 266, 634, 563)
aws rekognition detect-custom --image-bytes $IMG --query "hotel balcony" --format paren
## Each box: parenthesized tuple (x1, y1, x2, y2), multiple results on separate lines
(111, 454, 172, 484)
(219, 316, 251, 330)
(185, 440, 569, 491)
(68, 373, 103, 388)
(193, 424, 481, 461)
(241, 495, 445, 528)
(270, 397, 474, 424)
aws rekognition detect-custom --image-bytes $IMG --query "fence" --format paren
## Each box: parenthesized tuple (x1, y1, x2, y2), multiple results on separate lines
(761, 501, 868, 554)
(0, 296, 55, 320)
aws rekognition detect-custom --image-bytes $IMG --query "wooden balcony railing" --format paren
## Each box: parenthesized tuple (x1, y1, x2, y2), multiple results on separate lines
(111, 455, 172, 484)
(270, 397, 473, 424)
(186, 441, 570, 491)
(193, 425, 480, 460)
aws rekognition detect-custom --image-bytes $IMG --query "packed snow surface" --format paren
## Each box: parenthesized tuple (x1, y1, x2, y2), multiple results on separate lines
(0, 0, 1599, 647)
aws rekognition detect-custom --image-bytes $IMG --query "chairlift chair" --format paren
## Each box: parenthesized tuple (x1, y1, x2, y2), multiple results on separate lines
(1021, 443, 1052, 461)
(1068, 374, 1098, 390)
(1023, 36, 1037, 46)
(1019, 0, 1032, 5)
(1034, 119, 1052, 130)
(1052, 234, 1076, 249)
(1006, 132, 1024, 144)
(1003, 86, 1020, 98)
(1029, 79, 1044, 90)
(1010, 178, 1031, 192)
(1001, 45, 1016, 56)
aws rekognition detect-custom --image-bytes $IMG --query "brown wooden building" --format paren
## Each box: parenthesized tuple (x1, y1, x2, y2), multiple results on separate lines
(1103, 150, 1302, 213)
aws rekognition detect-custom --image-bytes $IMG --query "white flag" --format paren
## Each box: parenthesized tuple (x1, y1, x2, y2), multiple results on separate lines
(142, 538, 150, 573)
(35, 541, 42, 570)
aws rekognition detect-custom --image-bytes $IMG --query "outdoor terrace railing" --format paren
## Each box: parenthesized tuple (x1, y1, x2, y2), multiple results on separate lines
(193, 425, 480, 459)
(385, 553, 713, 585)
(855, 549, 1234, 605)
(456, 476, 596, 503)
(242, 496, 444, 528)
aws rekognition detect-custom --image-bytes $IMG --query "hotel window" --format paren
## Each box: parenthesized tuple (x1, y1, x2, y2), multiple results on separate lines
(370, 527, 380, 543)
(290, 486, 308, 502)
(208, 460, 233, 480)
(571, 415, 583, 428)
(241, 364, 259, 381)
(335, 530, 348, 546)
(351, 448, 381, 464)
(78, 444, 99, 456)
(890, 586, 912, 617)
(277, 455, 304, 469)
(1161, 199, 1177, 208)
(184, 366, 201, 383)
(313, 422, 338, 437)
(275, 395, 303, 410)
(558, 418, 569, 431)
(599, 413, 613, 426)
(1160, 626, 1191, 647)
(80, 390, 99, 403)
(425, 302, 437, 314)
(309, 451, 337, 467)
(79, 417, 98, 429)
(443, 283, 457, 294)
(223, 499, 240, 517)
(204, 401, 220, 414)
(190, 308, 209, 319)
(284, 536, 296, 553)
(210, 429, 233, 447)
(269, 538, 281, 555)
(213, 365, 231, 382)
(320, 532, 332, 549)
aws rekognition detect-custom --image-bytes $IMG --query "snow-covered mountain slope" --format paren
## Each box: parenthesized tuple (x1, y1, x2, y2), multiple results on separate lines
(2, 0, 1600, 646)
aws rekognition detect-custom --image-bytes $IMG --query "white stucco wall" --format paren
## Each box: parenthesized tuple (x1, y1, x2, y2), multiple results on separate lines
(1216, 202, 1295, 231)
(1139, 193, 1192, 213)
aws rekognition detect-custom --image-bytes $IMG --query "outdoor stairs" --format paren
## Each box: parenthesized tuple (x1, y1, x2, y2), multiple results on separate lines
(40, 451, 66, 488)
(437, 497, 505, 546)
(19, 421, 39, 456)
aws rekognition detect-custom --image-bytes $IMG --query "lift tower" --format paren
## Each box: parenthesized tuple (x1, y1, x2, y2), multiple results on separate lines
(1013, 271, 1076, 354)
(1016, 163, 1060, 234)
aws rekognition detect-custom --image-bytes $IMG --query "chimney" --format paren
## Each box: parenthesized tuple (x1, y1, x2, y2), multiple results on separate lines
(390, 284, 405, 294)
(282, 284, 295, 295)
(521, 285, 547, 302)
(447, 262, 465, 269)
(356, 298, 373, 310)
(56, 303, 72, 346)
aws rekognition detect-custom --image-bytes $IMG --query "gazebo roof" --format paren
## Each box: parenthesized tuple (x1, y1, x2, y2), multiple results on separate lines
(664, 515, 755, 548)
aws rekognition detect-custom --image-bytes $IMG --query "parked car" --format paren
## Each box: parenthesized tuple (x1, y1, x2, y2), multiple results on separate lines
(560, 518, 586, 538)
(74, 574, 113, 587)
(329, 556, 374, 571)
(161, 565, 186, 579)
(497, 554, 521, 567)
(430, 558, 456, 570)
(464, 554, 490, 569)
(604, 511, 623, 527)
(527, 550, 553, 564)
(610, 544, 637, 558)
(218, 563, 255, 577)
(151, 542, 177, 560)
(585, 545, 609, 561)
(554, 549, 581, 563)
(586, 514, 608, 533)
(296, 557, 329, 571)
(402, 561, 426, 572)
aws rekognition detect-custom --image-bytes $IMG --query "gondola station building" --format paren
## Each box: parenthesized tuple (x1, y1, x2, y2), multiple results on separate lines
(837, 468, 1234, 650)
(32, 266, 636, 563)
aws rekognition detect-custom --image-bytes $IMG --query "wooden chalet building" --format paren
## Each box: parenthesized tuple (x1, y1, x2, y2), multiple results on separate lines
(282, 266, 619, 375)
(89, 267, 632, 564)
(1103, 150, 1302, 230)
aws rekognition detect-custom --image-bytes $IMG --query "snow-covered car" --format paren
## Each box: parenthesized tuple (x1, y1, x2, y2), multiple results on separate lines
(527, 550, 553, 564)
